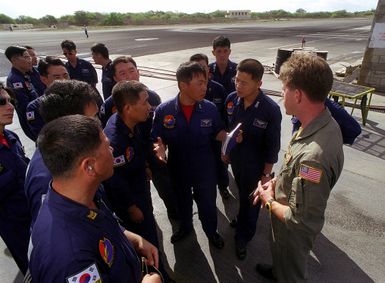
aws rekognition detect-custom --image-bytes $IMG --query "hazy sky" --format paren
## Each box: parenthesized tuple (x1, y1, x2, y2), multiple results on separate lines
(2, 0, 378, 18)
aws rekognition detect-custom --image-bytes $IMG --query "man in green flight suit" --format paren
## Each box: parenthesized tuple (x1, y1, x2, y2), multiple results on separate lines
(252, 52, 344, 282)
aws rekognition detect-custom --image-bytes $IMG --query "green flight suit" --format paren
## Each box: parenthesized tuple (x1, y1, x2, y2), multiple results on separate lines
(271, 109, 344, 282)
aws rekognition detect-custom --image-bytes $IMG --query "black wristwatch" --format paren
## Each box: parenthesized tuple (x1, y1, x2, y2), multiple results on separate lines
(262, 172, 275, 178)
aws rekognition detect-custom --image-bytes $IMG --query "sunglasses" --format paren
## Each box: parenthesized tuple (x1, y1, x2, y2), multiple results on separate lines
(0, 97, 16, 106)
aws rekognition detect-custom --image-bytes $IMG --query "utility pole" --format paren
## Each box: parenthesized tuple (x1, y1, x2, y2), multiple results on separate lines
(359, 0, 385, 92)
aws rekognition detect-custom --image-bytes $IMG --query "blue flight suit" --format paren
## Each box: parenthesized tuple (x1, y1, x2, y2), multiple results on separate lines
(101, 89, 179, 219)
(209, 60, 237, 94)
(25, 96, 45, 141)
(65, 58, 98, 87)
(103, 113, 159, 247)
(6, 67, 39, 140)
(29, 186, 142, 282)
(206, 79, 229, 190)
(152, 96, 224, 236)
(29, 67, 46, 96)
(292, 98, 361, 145)
(24, 148, 51, 227)
(225, 90, 282, 245)
(0, 129, 31, 275)
(102, 60, 115, 100)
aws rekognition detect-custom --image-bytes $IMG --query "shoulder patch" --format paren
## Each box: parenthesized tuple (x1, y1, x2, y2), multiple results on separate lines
(163, 115, 176, 128)
(299, 164, 322, 184)
(26, 111, 35, 121)
(226, 101, 234, 115)
(12, 82, 23, 89)
(66, 263, 102, 283)
(99, 237, 114, 267)
(113, 155, 126, 167)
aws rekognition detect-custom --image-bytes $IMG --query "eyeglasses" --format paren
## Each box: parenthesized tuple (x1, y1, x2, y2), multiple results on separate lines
(0, 97, 16, 106)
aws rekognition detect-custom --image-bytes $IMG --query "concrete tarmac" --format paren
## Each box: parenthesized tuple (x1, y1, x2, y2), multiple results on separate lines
(1, 21, 385, 282)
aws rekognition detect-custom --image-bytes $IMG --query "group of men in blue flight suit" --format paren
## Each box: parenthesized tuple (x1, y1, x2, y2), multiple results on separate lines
(29, 114, 161, 283)
(25, 80, 100, 226)
(2, 34, 363, 282)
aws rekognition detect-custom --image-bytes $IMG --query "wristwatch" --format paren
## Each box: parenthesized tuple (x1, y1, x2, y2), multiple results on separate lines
(262, 172, 275, 178)
(265, 198, 275, 212)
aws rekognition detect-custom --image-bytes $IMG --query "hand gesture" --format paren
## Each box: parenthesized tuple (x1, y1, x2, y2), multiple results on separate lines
(153, 137, 167, 163)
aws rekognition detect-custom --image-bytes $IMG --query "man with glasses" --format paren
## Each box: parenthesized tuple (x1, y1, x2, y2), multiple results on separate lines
(5, 45, 39, 141)
(0, 83, 32, 275)
(61, 40, 98, 88)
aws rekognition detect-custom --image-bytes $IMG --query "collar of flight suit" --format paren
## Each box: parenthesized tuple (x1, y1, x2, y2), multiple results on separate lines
(293, 108, 332, 142)
(174, 93, 204, 113)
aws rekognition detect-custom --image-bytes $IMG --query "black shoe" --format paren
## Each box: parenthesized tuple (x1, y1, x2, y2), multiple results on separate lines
(219, 187, 231, 199)
(235, 240, 247, 260)
(209, 232, 225, 249)
(229, 218, 237, 228)
(255, 263, 276, 280)
(171, 229, 190, 244)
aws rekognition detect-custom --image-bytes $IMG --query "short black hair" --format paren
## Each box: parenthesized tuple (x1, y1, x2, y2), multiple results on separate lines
(112, 80, 147, 113)
(40, 80, 99, 123)
(111, 56, 137, 77)
(60, 40, 76, 51)
(91, 43, 109, 59)
(37, 115, 102, 178)
(189, 53, 209, 65)
(38, 56, 65, 77)
(212, 36, 231, 49)
(176, 61, 206, 86)
(237, 59, 264, 81)
(5, 46, 27, 61)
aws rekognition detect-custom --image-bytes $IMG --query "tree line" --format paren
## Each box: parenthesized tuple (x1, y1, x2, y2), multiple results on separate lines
(0, 9, 375, 27)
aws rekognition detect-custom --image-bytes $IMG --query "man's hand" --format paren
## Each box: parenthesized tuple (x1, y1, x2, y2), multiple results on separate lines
(153, 137, 167, 163)
(221, 154, 231, 164)
(260, 175, 271, 185)
(128, 205, 144, 223)
(252, 177, 276, 206)
(124, 231, 159, 268)
(142, 273, 162, 283)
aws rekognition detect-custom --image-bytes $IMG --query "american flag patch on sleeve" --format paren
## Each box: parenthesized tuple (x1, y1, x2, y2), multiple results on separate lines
(299, 164, 322, 184)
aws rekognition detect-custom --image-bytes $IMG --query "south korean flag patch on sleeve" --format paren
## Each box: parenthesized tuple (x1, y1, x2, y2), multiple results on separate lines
(113, 155, 126, 167)
(26, 111, 35, 121)
(66, 263, 102, 283)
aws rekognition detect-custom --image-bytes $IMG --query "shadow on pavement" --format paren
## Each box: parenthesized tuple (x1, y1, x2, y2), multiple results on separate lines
(309, 233, 374, 282)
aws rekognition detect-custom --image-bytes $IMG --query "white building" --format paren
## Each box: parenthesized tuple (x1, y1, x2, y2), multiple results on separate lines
(226, 10, 251, 19)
